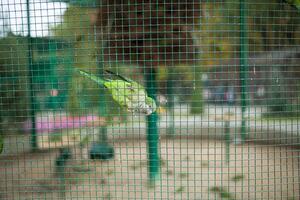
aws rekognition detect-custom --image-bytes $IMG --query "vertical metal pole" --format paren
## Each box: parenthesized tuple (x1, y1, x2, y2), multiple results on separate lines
(95, 9, 116, 145)
(98, 90, 108, 143)
(88, 12, 115, 161)
(145, 68, 160, 183)
(26, 0, 37, 150)
(97, 25, 108, 144)
(239, 0, 248, 142)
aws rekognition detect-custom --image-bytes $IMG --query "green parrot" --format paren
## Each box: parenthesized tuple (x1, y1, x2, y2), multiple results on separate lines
(76, 69, 157, 115)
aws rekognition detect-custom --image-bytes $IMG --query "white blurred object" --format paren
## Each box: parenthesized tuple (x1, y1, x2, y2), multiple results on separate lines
(157, 94, 168, 105)
(1, 0, 67, 37)
(257, 86, 265, 97)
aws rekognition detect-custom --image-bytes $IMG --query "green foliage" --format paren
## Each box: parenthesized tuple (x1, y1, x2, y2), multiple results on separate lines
(247, 0, 300, 50)
(66, 73, 99, 116)
(195, 0, 300, 72)
(231, 174, 245, 182)
(210, 186, 236, 200)
(190, 82, 203, 114)
(52, 6, 98, 115)
(286, 0, 300, 10)
(49, 133, 63, 143)
(175, 186, 185, 193)
(178, 172, 188, 179)
(165, 169, 173, 176)
(157, 64, 203, 114)
(52, 6, 129, 118)
(0, 34, 29, 134)
(264, 101, 300, 117)
(264, 68, 300, 117)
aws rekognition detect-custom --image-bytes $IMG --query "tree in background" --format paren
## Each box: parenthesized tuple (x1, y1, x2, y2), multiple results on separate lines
(196, 0, 299, 117)
(0, 11, 10, 37)
(0, 34, 29, 134)
(52, 5, 126, 117)
(97, 0, 203, 113)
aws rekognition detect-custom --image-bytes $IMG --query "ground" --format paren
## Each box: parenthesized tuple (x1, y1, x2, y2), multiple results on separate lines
(0, 139, 299, 200)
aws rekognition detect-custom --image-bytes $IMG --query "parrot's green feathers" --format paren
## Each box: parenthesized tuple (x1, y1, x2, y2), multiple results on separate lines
(105, 69, 134, 83)
(76, 69, 106, 86)
(76, 68, 157, 115)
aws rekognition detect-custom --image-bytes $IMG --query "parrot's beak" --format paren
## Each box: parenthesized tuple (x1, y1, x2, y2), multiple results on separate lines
(146, 110, 153, 115)
(145, 107, 156, 115)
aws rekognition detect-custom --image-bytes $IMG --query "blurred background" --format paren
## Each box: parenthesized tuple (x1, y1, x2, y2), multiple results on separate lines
(0, 0, 299, 199)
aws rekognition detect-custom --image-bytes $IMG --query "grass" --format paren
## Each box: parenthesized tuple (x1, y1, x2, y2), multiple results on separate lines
(261, 107, 300, 121)
(176, 186, 185, 193)
(160, 158, 166, 167)
(48, 133, 63, 142)
(178, 172, 189, 179)
(231, 174, 244, 182)
(165, 169, 173, 176)
(210, 186, 236, 200)
(261, 115, 299, 121)
(200, 161, 209, 168)
(105, 169, 115, 176)
(130, 160, 147, 171)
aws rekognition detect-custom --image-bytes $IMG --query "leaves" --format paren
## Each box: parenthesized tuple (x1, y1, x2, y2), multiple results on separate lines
(231, 174, 245, 182)
(0, 35, 29, 133)
(176, 186, 185, 193)
(210, 186, 236, 200)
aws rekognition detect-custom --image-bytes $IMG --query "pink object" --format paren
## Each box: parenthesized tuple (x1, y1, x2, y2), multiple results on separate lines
(23, 115, 104, 134)
(50, 89, 59, 97)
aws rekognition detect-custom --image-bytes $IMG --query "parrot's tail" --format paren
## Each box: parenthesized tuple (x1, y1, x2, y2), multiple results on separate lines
(75, 68, 106, 86)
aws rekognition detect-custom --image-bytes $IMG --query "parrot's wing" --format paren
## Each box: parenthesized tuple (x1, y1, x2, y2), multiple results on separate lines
(105, 70, 146, 92)
(76, 69, 107, 86)
(105, 70, 135, 83)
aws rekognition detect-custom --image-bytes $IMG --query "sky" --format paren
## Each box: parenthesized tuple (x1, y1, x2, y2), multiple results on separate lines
(1, 0, 67, 37)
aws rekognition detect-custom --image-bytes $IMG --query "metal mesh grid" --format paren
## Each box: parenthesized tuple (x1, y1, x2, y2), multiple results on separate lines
(0, 0, 299, 199)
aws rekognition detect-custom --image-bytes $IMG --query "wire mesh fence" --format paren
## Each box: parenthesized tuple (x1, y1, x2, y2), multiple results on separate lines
(0, 0, 299, 199)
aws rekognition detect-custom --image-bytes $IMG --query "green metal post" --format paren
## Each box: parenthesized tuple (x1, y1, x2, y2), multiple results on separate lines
(145, 68, 160, 183)
(26, 0, 37, 150)
(95, 10, 116, 145)
(88, 21, 115, 160)
(239, 0, 248, 142)
(98, 88, 108, 143)
(97, 24, 108, 145)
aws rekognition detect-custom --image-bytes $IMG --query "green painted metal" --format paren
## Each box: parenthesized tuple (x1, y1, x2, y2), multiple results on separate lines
(97, 61, 108, 143)
(145, 68, 160, 182)
(239, 0, 249, 142)
(97, 30, 109, 145)
(93, 15, 115, 157)
(26, 0, 37, 150)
